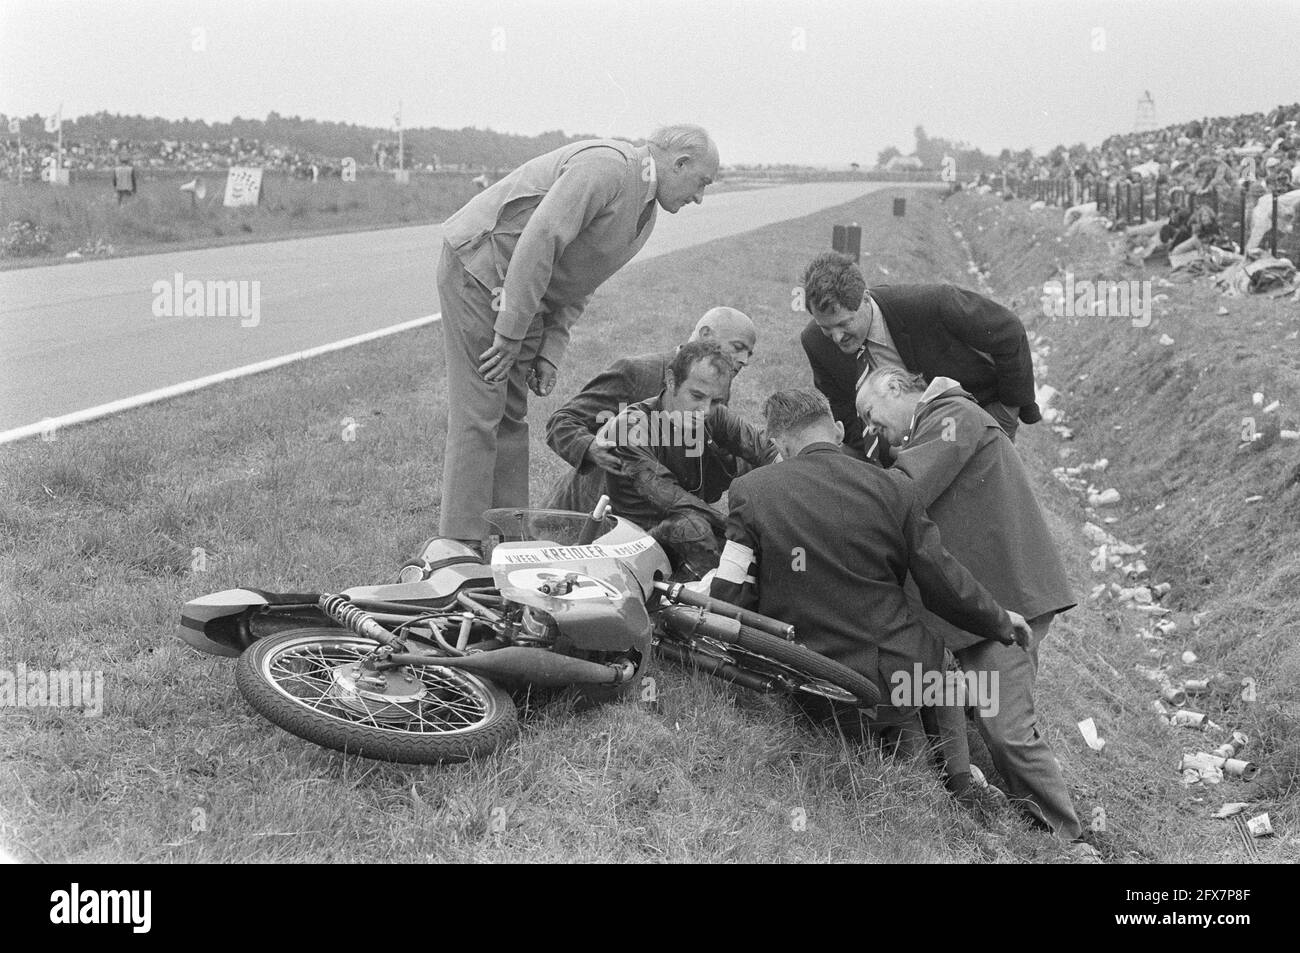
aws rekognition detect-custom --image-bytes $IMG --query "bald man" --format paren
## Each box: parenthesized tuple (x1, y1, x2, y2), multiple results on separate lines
(542, 307, 757, 514)
(437, 125, 720, 549)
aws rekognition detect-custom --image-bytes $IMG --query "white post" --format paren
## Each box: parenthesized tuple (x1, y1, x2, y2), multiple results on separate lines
(56, 103, 63, 176)
(397, 100, 404, 171)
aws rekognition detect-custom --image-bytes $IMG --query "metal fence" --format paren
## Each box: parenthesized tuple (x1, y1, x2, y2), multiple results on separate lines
(1026, 176, 1297, 261)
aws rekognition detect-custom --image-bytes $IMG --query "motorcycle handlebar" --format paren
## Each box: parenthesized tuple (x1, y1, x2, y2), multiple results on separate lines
(656, 582, 796, 641)
(576, 494, 612, 546)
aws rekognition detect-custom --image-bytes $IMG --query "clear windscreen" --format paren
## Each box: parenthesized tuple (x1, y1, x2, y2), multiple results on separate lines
(483, 508, 615, 546)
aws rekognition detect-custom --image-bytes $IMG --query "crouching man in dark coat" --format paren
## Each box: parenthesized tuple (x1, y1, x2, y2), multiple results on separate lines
(542, 307, 757, 513)
(602, 340, 776, 576)
(857, 366, 1082, 841)
(709, 389, 1033, 761)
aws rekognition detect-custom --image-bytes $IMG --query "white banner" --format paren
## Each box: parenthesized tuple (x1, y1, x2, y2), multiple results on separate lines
(222, 166, 263, 207)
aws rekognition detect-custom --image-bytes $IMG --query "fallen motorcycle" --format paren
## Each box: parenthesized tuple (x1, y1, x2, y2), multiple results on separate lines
(178, 502, 880, 764)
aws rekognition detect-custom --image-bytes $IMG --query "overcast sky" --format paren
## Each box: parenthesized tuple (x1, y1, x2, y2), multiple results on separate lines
(2, 0, 1297, 165)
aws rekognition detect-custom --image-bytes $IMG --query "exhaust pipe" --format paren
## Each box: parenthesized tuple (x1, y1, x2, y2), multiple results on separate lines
(387, 647, 630, 688)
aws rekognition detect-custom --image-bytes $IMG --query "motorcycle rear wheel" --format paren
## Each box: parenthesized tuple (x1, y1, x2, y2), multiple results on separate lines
(235, 628, 518, 764)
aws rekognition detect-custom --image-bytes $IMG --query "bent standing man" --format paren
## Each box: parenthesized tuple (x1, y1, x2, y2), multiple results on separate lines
(857, 366, 1083, 842)
(436, 125, 720, 549)
(799, 251, 1040, 459)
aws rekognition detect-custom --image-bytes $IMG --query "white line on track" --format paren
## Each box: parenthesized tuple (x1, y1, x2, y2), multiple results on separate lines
(0, 313, 442, 446)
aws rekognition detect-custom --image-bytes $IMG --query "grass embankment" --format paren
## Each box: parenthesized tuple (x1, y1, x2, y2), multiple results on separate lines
(1, 186, 1290, 862)
(0, 172, 479, 268)
(947, 191, 1299, 859)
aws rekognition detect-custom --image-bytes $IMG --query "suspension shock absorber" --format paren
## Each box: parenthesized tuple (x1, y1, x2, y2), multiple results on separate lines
(319, 594, 397, 646)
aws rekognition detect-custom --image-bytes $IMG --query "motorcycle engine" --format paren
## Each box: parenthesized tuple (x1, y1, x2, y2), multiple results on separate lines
(514, 606, 559, 648)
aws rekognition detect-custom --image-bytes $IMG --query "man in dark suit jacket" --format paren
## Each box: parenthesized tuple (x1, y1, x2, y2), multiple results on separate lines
(541, 307, 756, 512)
(710, 389, 1031, 757)
(798, 251, 1040, 459)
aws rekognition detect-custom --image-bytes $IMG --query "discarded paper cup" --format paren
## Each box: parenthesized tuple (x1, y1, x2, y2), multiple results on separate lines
(1161, 686, 1188, 707)
(1089, 488, 1121, 507)
(1245, 813, 1272, 837)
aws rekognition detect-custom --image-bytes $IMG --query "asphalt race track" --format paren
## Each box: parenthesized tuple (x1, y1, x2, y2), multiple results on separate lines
(0, 181, 928, 436)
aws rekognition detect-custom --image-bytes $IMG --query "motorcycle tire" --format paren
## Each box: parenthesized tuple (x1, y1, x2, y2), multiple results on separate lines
(661, 621, 881, 709)
(235, 628, 518, 764)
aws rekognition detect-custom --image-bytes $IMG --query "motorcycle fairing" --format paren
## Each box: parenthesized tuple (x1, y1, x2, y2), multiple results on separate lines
(500, 584, 652, 653)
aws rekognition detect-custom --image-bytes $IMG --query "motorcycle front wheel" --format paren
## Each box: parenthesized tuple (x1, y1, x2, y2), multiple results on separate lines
(235, 628, 518, 764)
(657, 620, 881, 709)
(726, 627, 881, 708)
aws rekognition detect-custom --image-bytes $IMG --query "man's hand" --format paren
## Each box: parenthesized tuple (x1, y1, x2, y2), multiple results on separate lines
(478, 332, 524, 383)
(527, 356, 558, 397)
(586, 417, 623, 473)
(1003, 610, 1032, 649)
(583, 441, 622, 474)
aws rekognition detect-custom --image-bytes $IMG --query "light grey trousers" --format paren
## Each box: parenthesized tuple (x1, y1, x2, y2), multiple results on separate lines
(436, 241, 544, 541)
(955, 612, 1082, 840)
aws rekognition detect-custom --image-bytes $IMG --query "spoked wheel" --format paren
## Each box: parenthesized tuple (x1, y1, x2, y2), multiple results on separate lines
(658, 622, 880, 709)
(235, 628, 517, 764)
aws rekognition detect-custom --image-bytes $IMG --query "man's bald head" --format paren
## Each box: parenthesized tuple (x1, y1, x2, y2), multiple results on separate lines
(690, 307, 756, 371)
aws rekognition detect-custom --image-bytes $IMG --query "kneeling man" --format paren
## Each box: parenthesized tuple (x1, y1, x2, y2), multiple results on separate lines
(602, 340, 776, 577)
(543, 307, 757, 513)
(709, 389, 1032, 757)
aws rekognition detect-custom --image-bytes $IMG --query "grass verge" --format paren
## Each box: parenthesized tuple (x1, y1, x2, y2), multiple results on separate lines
(2, 186, 1291, 862)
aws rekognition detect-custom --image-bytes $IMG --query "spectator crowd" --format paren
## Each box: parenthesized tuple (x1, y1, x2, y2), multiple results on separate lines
(0, 133, 437, 180)
(997, 102, 1300, 202)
